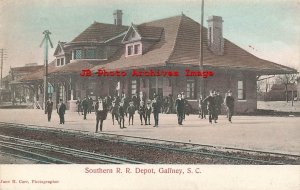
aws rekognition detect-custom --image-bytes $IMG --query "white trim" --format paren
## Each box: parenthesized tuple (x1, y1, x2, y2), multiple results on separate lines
(237, 100, 247, 102)
(125, 42, 142, 57)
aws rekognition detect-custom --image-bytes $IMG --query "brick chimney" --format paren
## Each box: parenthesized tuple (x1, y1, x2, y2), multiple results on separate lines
(207, 16, 224, 55)
(113, 10, 123, 26)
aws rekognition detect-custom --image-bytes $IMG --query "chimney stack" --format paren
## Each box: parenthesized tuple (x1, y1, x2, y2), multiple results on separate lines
(113, 10, 123, 26)
(207, 16, 224, 55)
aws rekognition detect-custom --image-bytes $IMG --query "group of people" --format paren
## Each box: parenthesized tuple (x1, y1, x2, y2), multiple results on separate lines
(44, 89, 235, 132)
(76, 96, 93, 120)
(45, 98, 66, 124)
(198, 90, 235, 124)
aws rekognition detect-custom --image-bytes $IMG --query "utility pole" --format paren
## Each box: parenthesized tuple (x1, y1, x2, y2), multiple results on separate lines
(40, 30, 53, 111)
(0, 48, 7, 89)
(199, 0, 205, 98)
(0, 48, 8, 102)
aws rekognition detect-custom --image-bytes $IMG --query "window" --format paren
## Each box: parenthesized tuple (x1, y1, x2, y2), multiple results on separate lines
(59, 85, 65, 102)
(186, 79, 196, 99)
(134, 44, 140, 54)
(126, 43, 142, 57)
(127, 45, 133, 56)
(61, 58, 64, 66)
(56, 59, 60, 66)
(131, 80, 137, 97)
(238, 80, 246, 100)
(86, 49, 96, 59)
(74, 49, 82, 59)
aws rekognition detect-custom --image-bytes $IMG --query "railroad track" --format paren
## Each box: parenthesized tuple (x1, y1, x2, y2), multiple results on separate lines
(0, 121, 299, 164)
(0, 134, 144, 164)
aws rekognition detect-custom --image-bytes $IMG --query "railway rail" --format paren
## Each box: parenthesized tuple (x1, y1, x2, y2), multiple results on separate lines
(0, 121, 299, 164)
(0, 134, 144, 164)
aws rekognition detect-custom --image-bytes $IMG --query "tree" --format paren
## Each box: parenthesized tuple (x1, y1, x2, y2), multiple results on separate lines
(275, 74, 297, 102)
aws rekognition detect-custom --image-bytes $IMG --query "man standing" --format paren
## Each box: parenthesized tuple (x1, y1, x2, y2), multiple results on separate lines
(175, 94, 184, 125)
(95, 97, 107, 132)
(118, 101, 126, 129)
(88, 96, 93, 114)
(127, 101, 136, 125)
(181, 92, 187, 120)
(138, 101, 146, 125)
(225, 90, 235, 123)
(81, 97, 89, 120)
(215, 90, 223, 121)
(204, 91, 216, 124)
(145, 100, 152, 125)
(57, 99, 66, 124)
(111, 101, 119, 125)
(45, 97, 53, 122)
(198, 95, 206, 119)
(76, 97, 81, 115)
(152, 98, 160, 127)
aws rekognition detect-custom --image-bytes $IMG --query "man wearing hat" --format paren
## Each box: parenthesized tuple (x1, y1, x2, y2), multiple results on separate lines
(111, 100, 119, 125)
(57, 99, 66, 124)
(145, 100, 152, 125)
(118, 101, 126, 129)
(81, 96, 89, 120)
(95, 97, 108, 132)
(152, 97, 160, 127)
(175, 93, 185, 125)
(127, 101, 136, 125)
(45, 97, 53, 122)
(204, 90, 217, 124)
(138, 101, 146, 125)
(225, 90, 235, 122)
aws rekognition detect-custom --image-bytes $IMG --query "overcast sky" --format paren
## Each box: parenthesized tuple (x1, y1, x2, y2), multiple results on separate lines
(0, 0, 299, 76)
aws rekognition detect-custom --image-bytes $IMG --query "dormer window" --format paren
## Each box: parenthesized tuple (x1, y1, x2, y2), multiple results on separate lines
(126, 42, 142, 57)
(56, 59, 60, 66)
(134, 44, 140, 54)
(127, 46, 133, 56)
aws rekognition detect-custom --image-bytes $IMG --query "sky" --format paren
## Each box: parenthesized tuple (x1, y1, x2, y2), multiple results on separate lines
(0, 0, 299, 76)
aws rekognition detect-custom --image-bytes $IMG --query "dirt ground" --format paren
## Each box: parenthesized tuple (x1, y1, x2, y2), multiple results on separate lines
(0, 109, 299, 155)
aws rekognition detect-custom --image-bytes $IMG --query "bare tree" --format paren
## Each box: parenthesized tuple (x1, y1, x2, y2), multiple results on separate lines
(275, 74, 297, 102)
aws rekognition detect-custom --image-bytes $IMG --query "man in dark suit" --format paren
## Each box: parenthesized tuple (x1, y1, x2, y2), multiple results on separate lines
(152, 98, 160, 127)
(204, 91, 216, 124)
(57, 99, 66, 124)
(225, 90, 235, 123)
(81, 97, 89, 120)
(95, 97, 108, 132)
(175, 93, 185, 125)
(145, 100, 152, 125)
(45, 97, 53, 122)
(118, 101, 126, 129)
(111, 101, 119, 125)
(214, 90, 223, 121)
(88, 96, 93, 114)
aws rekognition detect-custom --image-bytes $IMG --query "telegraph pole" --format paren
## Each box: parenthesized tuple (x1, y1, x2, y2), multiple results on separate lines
(40, 30, 53, 110)
(0, 49, 7, 102)
(199, 0, 205, 98)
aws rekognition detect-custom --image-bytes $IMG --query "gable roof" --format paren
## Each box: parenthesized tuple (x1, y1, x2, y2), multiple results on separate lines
(70, 22, 129, 44)
(92, 14, 296, 75)
(123, 24, 164, 42)
(20, 61, 58, 82)
(136, 24, 164, 40)
(53, 42, 66, 56)
(92, 15, 183, 72)
(11, 65, 43, 73)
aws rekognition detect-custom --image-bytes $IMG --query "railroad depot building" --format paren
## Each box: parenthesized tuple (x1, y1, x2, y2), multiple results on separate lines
(19, 10, 296, 112)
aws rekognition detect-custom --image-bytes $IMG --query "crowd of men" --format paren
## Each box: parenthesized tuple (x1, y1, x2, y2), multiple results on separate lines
(45, 90, 235, 132)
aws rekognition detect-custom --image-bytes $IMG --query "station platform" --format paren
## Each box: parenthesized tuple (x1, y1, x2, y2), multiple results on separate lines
(0, 109, 299, 155)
